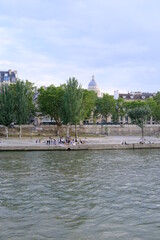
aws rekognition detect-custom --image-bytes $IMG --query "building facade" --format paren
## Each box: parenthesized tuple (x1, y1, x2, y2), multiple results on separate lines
(114, 90, 156, 101)
(114, 90, 156, 124)
(0, 69, 18, 85)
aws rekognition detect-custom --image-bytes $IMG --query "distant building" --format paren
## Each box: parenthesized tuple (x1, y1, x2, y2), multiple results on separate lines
(114, 90, 156, 101)
(0, 69, 18, 85)
(113, 90, 156, 124)
(88, 75, 101, 97)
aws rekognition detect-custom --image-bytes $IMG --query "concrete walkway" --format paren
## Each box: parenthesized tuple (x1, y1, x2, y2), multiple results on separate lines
(0, 136, 160, 151)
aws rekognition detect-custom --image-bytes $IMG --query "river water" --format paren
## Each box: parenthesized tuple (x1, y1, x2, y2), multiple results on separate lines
(0, 150, 160, 240)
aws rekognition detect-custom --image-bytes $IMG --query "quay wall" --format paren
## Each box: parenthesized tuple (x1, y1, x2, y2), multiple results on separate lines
(0, 124, 160, 138)
(0, 143, 160, 151)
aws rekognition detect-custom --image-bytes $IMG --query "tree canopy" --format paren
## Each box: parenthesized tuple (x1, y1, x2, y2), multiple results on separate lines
(0, 80, 35, 126)
(62, 77, 83, 125)
(128, 106, 151, 137)
(0, 85, 15, 126)
(94, 93, 116, 121)
(82, 89, 97, 120)
(61, 77, 83, 138)
(10, 80, 35, 125)
(38, 85, 64, 124)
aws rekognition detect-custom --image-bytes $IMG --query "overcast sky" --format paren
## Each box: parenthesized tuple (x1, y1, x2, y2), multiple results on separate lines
(0, 0, 160, 94)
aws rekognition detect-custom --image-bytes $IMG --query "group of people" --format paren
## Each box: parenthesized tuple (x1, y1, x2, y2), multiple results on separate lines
(35, 136, 85, 146)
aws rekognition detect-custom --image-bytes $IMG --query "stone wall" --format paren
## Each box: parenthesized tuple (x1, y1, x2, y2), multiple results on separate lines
(0, 124, 160, 138)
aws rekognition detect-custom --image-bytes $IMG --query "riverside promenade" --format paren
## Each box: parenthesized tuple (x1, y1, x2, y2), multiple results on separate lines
(0, 136, 160, 151)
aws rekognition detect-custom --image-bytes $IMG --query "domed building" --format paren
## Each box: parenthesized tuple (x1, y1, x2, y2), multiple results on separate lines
(88, 75, 101, 97)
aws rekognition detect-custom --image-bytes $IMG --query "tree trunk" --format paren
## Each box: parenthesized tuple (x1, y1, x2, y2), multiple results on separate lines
(57, 123, 61, 137)
(5, 127, 8, 139)
(57, 124, 60, 137)
(75, 123, 77, 140)
(19, 125, 22, 139)
(141, 126, 144, 138)
(66, 123, 70, 140)
(57, 118, 61, 137)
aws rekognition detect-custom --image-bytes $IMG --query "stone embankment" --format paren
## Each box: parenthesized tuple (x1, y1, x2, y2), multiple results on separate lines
(1, 124, 160, 138)
(0, 136, 160, 151)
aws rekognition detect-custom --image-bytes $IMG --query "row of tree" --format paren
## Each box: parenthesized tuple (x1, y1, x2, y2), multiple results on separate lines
(1, 77, 160, 137)
(37, 78, 160, 137)
(38, 78, 97, 138)
(0, 80, 35, 127)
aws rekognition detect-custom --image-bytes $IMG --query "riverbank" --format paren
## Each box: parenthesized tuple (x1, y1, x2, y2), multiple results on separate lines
(0, 136, 160, 151)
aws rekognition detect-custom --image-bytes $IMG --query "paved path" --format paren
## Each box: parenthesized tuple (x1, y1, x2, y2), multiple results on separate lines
(0, 136, 160, 151)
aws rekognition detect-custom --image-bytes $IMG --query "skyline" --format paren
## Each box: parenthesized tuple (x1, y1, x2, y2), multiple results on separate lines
(0, 0, 160, 94)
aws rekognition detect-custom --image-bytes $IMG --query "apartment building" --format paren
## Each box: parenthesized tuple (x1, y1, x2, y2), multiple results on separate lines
(0, 69, 18, 85)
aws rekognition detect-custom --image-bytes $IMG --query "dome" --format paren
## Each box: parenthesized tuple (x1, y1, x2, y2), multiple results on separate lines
(88, 75, 101, 97)
(88, 75, 98, 87)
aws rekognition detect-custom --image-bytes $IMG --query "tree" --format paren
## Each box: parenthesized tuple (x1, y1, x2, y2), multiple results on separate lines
(124, 100, 146, 111)
(128, 106, 151, 137)
(82, 89, 97, 121)
(38, 85, 64, 135)
(0, 84, 15, 126)
(11, 80, 35, 125)
(145, 97, 157, 123)
(112, 98, 125, 123)
(152, 92, 160, 122)
(94, 93, 116, 122)
(61, 77, 83, 139)
(0, 85, 15, 138)
(23, 80, 36, 121)
(10, 80, 36, 138)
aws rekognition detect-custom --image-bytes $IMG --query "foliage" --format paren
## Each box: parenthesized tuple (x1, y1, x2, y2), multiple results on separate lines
(128, 106, 151, 137)
(0, 85, 15, 126)
(38, 85, 64, 124)
(152, 92, 160, 122)
(82, 89, 97, 120)
(154, 92, 160, 105)
(62, 77, 83, 125)
(124, 100, 146, 111)
(112, 98, 126, 123)
(145, 97, 157, 121)
(10, 80, 36, 125)
(94, 93, 116, 120)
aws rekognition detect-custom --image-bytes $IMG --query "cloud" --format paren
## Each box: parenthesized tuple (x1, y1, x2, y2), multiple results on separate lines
(0, 0, 160, 95)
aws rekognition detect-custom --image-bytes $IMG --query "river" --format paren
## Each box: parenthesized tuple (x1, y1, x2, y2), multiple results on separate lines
(0, 150, 160, 239)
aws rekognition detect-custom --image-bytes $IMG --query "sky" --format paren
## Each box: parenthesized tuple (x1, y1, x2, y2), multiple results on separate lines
(0, 0, 160, 94)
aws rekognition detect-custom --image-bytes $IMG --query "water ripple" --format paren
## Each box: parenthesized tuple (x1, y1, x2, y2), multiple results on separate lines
(0, 149, 160, 239)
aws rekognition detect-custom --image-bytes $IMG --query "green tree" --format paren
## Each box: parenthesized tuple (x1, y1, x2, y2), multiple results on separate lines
(94, 93, 116, 122)
(145, 97, 157, 123)
(0, 85, 15, 138)
(10, 80, 36, 138)
(38, 85, 64, 135)
(11, 80, 35, 125)
(152, 92, 160, 122)
(128, 106, 151, 137)
(154, 92, 160, 104)
(61, 77, 83, 139)
(82, 89, 97, 121)
(0, 84, 14, 126)
(112, 98, 126, 123)
(24, 80, 36, 119)
(124, 100, 146, 111)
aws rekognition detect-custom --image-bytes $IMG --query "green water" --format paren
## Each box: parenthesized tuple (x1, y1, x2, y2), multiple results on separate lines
(0, 150, 160, 239)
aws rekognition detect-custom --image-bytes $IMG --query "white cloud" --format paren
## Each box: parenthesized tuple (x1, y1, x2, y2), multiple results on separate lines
(0, 0, 160, 95)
